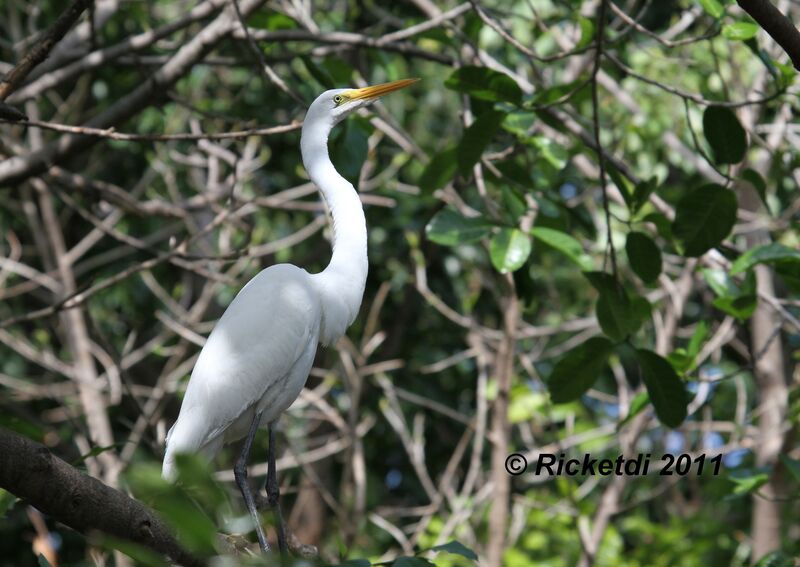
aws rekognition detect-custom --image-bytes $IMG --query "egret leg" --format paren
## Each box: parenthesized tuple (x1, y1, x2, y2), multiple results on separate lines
(234, 410, 270, 552)
(266, 423, 288, 553)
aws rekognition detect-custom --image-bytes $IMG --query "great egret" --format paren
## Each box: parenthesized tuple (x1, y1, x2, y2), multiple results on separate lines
(162, 78, 418, 552)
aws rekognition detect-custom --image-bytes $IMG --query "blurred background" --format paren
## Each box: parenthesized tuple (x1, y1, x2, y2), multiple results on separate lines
(0, 0, 798, 565)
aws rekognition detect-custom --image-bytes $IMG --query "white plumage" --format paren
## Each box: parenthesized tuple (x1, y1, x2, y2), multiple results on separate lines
(161, 80, 417, 551)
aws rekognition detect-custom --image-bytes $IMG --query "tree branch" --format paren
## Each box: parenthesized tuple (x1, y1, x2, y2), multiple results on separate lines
(0, 0, 92, 101)
(0, 427, 201, 567)
(737, 0, 800, 70)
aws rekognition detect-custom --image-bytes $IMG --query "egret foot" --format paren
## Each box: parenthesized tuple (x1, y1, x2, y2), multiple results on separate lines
(234, 411, 270, 553)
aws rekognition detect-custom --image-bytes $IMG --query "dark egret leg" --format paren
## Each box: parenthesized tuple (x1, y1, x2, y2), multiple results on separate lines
(266, 423, 288, 552)
(234, 410, 270, 552)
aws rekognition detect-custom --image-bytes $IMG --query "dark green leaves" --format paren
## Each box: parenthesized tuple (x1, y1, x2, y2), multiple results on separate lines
(426, 541, 479, 561)
(626, 232, 662, 283)
(458, 110, 506, 173)
(703, 106, 747, 164)
(730, 242, 800, 275)
(426, 209, 493, 246)
(672, 184, 737, 257)
(490, 228, 532, 273)
(585, 272, 649, 341)
(418, 147, 457, 193)
(636, 349, 688, 428)
(330, 119, 369, 182)
(445, 66, 522, 105)
(547, 337, 615, 403)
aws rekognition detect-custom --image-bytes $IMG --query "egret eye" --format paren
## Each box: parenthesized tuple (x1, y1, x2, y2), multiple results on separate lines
(333, 94, 344, 105)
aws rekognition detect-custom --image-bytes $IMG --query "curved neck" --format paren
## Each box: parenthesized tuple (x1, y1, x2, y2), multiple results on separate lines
(301, 118, 368, 342)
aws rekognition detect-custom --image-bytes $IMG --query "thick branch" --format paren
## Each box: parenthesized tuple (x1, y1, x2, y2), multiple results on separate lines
(0, 0, 92, 101)
(0, 427, 201, 567)
(737, 0, 800, 70)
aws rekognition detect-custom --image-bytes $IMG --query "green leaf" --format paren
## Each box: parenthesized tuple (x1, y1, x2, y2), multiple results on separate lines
(531, 226, 592, 270)
(427, 541, 479, 561)
(698, 0, 725, 18)
(330, 119, 369, 182)
(444, 66, 522, 105)
(490, 228, 532, 273)
(741, 168, 768, 207)
(458, 110, 506, 173)
(501, 186, 527, 223)
(672, 184, 737, 257)
(95, 535, 170, 567)
(626, 232, 662, 283)
(619, 391, 650, 428)
(688, 321, 709, 359)
(0, 489, 17, 517)
(729, 472, 769, 495)
(722, 22, 759, 41)
(419, 147, 457, 193)
(426, 209, 493, 246)
(754, 551, 796, 567)
(333, 561, 372, 567)
(779, 453, 800, 484)
(630, 178, 657, 214)
(636, 349, 688, 428)
(577, 16, 595, 48)
(703, 106, 747, 164)
(300, 55, 334, 89)
(585, 272, 648, 341)
(712, 295, 757, 320)
(529, 136, 568, 169)
(547, 337, 615, 403)
(730, 243, 800, 275)
(392, 558, 436, 567)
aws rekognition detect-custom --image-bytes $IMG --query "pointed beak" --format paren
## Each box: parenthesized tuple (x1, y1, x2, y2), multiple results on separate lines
(346, 78, 419, 101)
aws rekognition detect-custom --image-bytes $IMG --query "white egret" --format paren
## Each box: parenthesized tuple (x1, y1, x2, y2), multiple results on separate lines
(162, 78, 418, 552)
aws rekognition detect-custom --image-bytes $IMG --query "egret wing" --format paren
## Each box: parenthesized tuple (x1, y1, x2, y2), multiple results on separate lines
(165, 265, 320, 463)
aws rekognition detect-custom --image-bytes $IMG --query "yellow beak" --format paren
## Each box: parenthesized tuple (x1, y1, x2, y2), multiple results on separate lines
(346, 78, 419, 100)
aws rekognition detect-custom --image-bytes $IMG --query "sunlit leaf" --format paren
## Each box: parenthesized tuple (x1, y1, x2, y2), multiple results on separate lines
(531, 226, 592, 270)
(729, 471, 769, 495)
(730, 242, 800, 275)
(636, 349, 688, 428)
(426, 209, 493, 246)
(698, 0, 724, 18)
(490, 228, 532, 273)
(577, 16, 595, 48)
(722, 22, 759, 41)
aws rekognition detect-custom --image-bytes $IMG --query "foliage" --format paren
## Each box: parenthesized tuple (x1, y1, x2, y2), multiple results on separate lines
(0, 0, 799, 566)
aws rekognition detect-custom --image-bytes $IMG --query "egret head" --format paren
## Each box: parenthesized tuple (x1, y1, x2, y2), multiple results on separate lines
(306, 78, 419, 127)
